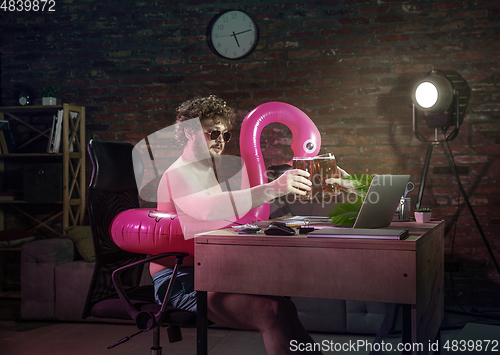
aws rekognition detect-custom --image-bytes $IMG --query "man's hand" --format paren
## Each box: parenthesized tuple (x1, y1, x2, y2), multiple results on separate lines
(325, 166, 358, 194)
(270, 169, 312, 197)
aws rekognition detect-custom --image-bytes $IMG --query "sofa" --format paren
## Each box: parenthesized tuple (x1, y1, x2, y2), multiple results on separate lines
(21, 201, 394, 334)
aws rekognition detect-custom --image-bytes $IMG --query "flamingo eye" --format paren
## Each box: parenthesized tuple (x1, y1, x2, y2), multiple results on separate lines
(303, 139, 316, 154)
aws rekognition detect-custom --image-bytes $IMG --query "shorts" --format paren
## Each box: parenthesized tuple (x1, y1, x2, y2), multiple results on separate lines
(152, 266, 197, 313)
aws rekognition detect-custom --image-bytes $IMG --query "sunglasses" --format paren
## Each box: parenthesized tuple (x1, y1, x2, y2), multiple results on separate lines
(205, 129, 231, 142)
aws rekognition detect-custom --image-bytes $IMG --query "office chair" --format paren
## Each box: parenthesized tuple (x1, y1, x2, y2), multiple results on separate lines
(82, 140, 196, 354)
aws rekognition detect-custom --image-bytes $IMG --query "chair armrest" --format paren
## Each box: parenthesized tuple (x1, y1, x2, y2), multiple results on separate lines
(112, 252, 189, 331)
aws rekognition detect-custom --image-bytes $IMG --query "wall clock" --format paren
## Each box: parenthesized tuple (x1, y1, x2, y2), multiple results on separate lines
(19, 93, 31, 106)
(207, 10, 259, 60)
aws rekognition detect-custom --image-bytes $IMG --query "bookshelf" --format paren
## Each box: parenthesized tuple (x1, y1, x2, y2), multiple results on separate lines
(0, 104, 86, 236)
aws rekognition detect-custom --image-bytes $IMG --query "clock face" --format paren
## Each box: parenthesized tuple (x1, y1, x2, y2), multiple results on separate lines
(207, 10, 259, 60)
(19, 93, 30, 106)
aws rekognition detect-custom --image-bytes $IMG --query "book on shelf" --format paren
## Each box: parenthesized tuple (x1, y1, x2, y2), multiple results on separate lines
(46, 113, 57, 153)
(0, 130, 8, 154)
(0, 192, 15, 201)
(53, 109, 63, 153)
(46, 110, 79, 153)
(0, 120, 16, 153)
(47, 110, 63, 153)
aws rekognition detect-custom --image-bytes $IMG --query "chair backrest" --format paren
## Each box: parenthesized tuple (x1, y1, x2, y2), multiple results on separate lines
(82, 140, 148, 319)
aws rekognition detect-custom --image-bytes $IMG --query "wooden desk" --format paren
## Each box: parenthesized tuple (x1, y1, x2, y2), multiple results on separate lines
(195, 220, 444, 355)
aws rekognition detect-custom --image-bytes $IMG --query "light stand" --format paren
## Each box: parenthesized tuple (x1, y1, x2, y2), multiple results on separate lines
(413, 70, 500, 276)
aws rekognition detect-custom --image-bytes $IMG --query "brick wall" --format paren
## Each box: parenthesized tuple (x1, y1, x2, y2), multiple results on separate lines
(1, 0, 499, 280)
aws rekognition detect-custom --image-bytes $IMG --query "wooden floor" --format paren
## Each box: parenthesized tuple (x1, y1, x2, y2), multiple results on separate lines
(1, 275, 499, 355)
(1, 302, 499, 355)
(0, 320, 461, 355)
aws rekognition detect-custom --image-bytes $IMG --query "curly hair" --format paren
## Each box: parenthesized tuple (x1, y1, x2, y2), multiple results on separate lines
(174, 95, 236, 147)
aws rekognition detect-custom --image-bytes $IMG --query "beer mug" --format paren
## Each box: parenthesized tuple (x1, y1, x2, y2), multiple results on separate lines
(315, 153, 340, 197)
(292, 157, 315, 200)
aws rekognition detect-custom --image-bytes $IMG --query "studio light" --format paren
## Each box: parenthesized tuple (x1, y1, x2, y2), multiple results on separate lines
(412, 69, 471, 208)
(411, 69, 500, 275)
(414, 81, 440, 109)
(412, 69, 470, 139)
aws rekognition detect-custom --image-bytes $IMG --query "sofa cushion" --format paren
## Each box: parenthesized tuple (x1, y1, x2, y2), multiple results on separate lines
(292, 297, 347, 333)
(65, 226, 94, 262)
(55, 260, 95, 321)
(21, 238, 75, 320)
(346, 300, 389, 334)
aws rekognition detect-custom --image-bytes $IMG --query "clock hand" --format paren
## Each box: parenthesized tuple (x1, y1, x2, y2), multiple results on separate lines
(232, 31, 240, 47)
(217, 29, 253, 38)
(234, 29, 252, 36)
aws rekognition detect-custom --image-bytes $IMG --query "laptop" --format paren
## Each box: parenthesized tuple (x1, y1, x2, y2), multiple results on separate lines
(353, 174, 410, 229)
(307, 174, 410, 239)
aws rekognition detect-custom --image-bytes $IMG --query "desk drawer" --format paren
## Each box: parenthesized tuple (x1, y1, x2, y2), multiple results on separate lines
(195, 244, 417, 304)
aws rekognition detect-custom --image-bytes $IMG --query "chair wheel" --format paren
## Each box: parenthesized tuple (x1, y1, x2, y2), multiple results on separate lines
(167, 325, 182, 343)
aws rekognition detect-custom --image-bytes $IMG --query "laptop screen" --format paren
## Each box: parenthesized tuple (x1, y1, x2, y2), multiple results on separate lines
(353, 175, 410, 229)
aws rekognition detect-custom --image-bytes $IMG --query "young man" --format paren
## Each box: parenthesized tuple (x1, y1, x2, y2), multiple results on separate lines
(153, 95, 321, 355)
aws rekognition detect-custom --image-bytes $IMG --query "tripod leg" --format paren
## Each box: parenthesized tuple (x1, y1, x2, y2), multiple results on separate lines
(440, 144, 500, 276)
(416, 144, 434, 210)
